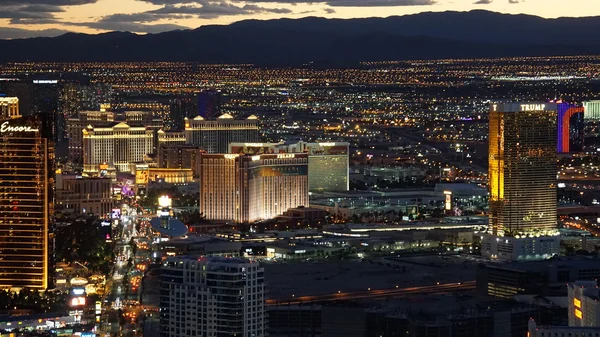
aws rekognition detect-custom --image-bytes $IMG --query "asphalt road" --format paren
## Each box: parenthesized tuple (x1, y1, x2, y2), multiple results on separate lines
(266, 281, 475, 306)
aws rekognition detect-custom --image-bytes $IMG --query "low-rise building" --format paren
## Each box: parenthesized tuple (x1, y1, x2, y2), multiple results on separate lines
(56, 174, 113, 215)
(477, 258, 600, 299)
(569, 281, 600, 327)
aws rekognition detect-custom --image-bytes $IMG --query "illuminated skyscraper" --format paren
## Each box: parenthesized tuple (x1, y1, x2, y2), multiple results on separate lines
(0, 110, 54, 289)
(485, 103, 560, 261)
(198, 153, 309, 223)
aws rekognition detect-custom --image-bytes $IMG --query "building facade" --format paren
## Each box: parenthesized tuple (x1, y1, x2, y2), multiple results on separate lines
(67, 110, 115, 163)
(568, 281, 600, 327)
(0, 114, 54, 290)
(82, 122, 154, 173)
(158, 130, 186, 148)
(55, 174, 113, 215)
(583, 100, 600, 120)
(157, 144, 201, 174)
(199, 153, 309, 223)
(488, 102, 558, 236)
(486, 103, 559, 260)
(160, 256, 265, 337)
(184, 114, 259, 153)
(0, 97, 19, 118)
(528, 319, 600, 337)
(229, 141, 350, 192)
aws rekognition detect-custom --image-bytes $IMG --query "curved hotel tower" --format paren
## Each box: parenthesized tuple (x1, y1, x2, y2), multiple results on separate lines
(0, 99, 53, 289)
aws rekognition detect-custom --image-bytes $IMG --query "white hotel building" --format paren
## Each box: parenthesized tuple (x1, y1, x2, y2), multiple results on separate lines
(160, 256, 265, 337)
(82, 122, 154, 173)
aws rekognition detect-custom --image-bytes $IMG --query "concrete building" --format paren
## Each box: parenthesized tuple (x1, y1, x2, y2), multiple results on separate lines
(160, 256, 265, 337)
(66, 110, 115, 163)
(269, 296, 535, 337)
(477, 258, 600, 299)
(528, 319, 600, 337)
(184, 114, 259, 153)
(157, 144, 201, 175)
(569, 281, 600, 327)
(55, 174, 113, 215)
(82, 122, 154, 173)
(198, 153, 309, 223)
(229, 141, 350, 192)
(480, 233, 560, 261)
(485, 102, 559, 261)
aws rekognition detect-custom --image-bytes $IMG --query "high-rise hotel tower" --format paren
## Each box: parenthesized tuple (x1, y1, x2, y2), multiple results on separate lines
(484, 103, 560, 261)
(198, 153, 309, 223)
(0, 98, 54, 289)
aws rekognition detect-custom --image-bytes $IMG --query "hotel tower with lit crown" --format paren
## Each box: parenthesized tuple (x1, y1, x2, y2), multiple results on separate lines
(198, 153, 309, 223)
(0, 98, 54, 289)
(483, 102, 560, 261)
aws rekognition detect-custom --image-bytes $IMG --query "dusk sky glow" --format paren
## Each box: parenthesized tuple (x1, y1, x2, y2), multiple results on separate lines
(0, 0, 599, 39)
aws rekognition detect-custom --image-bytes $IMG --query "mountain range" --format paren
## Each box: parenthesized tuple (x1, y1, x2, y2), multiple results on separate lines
(1, 10, 599, 66)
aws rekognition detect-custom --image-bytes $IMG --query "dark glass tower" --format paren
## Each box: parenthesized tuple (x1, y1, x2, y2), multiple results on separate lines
(197, 90, 220, 119)
(489, 103, 558, 236)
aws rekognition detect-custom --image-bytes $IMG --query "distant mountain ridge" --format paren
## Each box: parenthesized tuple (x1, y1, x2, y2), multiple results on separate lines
(1, 10, 599, 66)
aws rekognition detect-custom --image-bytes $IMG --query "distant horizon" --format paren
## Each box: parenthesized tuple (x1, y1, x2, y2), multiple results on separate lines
(1, 0, 600, 40)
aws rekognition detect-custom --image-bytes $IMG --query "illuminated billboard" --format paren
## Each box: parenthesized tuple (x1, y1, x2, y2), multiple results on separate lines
(444, 191, 453, 211)
(70, 297, 86, 307)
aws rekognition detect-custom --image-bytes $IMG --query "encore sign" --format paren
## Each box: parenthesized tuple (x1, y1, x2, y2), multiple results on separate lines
(0, 121, 39, 133)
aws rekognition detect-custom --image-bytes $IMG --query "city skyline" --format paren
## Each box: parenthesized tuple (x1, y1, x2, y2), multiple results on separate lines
(1, 0, 600, 39)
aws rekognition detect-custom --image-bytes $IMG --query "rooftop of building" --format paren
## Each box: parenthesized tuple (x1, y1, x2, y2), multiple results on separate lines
(165, 255, 253, 265)
(484, 256, 600, 272)
(150, 216, 188, 237)
(264, 255, 476, 299)
(158, 234, 236, 246)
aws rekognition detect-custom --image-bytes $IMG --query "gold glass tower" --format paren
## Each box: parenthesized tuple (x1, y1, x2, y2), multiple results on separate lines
(489, 103, 558, 236)
(0, 113, 53, 290)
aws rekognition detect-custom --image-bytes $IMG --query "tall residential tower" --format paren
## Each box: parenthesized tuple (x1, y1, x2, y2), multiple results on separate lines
(160, 256, 265, 337)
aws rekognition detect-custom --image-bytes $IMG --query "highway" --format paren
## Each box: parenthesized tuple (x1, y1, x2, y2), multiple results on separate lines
(266, 281, 475, 306)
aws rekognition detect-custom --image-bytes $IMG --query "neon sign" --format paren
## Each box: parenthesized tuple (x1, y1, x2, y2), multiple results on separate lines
(0, 121, 39, 133)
